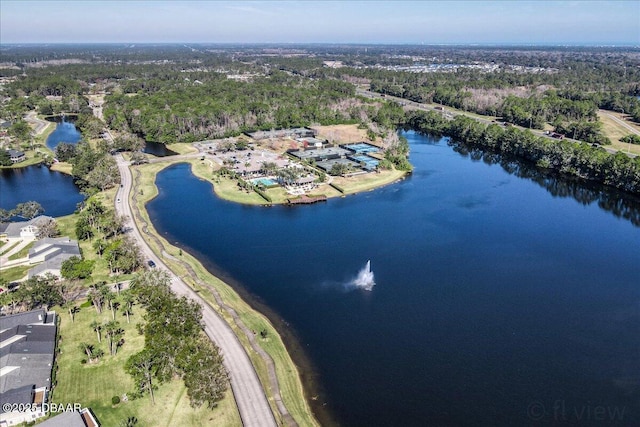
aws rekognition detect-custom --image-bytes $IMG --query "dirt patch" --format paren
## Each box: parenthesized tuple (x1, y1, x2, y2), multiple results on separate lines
(311, 124, 373, 144)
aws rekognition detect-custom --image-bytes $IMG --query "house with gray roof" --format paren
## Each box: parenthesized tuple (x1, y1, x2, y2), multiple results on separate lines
(0, 309, 57, 426)
(27, 236, 80, 279)
(0, 215, 54, 239)
(35, 408, 100, 427)
(6, 149, 25, 164)
(0, 308, 53, 332)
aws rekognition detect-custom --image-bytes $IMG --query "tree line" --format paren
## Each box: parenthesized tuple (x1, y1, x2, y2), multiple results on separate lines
(102, 72, 368, 143)
(127, 270, 228, 408)
(406, 110, 640, 194)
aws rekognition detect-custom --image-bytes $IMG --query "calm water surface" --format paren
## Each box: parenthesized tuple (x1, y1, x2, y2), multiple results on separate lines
(148, 132, 640, 426)
(144, 141, 178, 157)
(2, 118, 83, 216)
(45, 117, 82, 150)
(0, 166, 83, 217)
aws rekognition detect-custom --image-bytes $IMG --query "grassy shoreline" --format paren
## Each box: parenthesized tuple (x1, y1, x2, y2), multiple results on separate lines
(130, 159, 322, 426)
(188, 155, 408, 206)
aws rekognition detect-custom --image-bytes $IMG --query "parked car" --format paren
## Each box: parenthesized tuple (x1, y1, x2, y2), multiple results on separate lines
(147, 260, 156, 268)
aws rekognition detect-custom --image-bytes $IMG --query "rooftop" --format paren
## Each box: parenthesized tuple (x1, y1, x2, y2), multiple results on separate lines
(1, 215, 54, 238)
(289, 146, 351, 161)
(246, 127, 317, 141)
(0, 309, 56, 402)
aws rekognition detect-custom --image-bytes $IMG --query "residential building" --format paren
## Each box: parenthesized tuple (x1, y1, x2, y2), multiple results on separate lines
(0, 309, 57, 427)
(6, 150, 25, 164)
(27, 237, 81, 278)
(0, 216, 54, 239)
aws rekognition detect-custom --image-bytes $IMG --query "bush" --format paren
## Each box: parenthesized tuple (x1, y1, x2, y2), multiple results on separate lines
(330, 182, 345, 193)
(112, 395, 121, 405)
(254, 187, 272, 203)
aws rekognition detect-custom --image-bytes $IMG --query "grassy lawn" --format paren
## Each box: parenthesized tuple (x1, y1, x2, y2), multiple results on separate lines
(0, 240, 21, 256)
(186, 159, 270, 205)
(333, 168, 407, 195)
(0, 265, 31, 282)
(166, 142, 198, 155)
(8, 241, 34, 260)
(56, 214, 77, 239)
(211, 176, 267, 205)
(51, 301, 240, 427)
(131, 162, 319, 426)
(597, 110, 640, 156)
(50, 161, 73, 175)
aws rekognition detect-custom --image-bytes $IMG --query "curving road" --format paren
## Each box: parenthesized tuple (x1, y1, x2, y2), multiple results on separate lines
(115, 154, 277, 427)
(24, 112, 50, 135)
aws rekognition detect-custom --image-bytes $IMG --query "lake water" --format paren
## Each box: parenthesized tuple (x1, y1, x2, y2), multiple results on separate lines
(2, 118, 84, 217)
(45, 116, 82, 150)
(0, 165, 84, 217)
(143, 141, 178, 157)
(148, 131, 640, 426)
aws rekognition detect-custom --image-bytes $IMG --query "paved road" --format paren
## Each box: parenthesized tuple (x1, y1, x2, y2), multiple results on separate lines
(24, 112, 50, 135)
(115, 155, 277, 427)
(602, 110, 640, 136)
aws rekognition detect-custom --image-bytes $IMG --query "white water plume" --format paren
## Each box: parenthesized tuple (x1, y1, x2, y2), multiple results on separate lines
(349, 260, 375, 291)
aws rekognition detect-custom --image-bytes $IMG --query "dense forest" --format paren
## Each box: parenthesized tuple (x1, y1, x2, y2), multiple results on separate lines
(1, 44, 639, 195)
(102, 73, 367, 142)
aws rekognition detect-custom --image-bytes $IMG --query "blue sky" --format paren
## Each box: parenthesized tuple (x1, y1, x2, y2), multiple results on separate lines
(1, 1, 638, 45)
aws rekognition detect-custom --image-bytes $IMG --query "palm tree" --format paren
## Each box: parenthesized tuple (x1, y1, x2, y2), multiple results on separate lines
(63, 301, 80, 322)
(120, 416, 138, 427)
(88, 283, 105, 313)
(104, 287, 115, 315)
(105, 320, 123, 355)
(110, 301, 120, 320)
(90, 320, 102, 343)
(79, 342, 94, 363)
(122, 293, 134, 324)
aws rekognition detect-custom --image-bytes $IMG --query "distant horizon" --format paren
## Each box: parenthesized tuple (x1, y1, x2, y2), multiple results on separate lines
(1, 1, 638, 46)
(1, 41, 638, 48)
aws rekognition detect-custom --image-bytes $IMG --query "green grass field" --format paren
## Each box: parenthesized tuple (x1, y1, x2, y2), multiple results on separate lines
(50, 161, 73, 175)
(0, 240, 21, 256)
(333, 168, 407, 195)
(597, 110, 640, 156)
(166, 142, 199, 155)
(51, 300, 241, 427)
(8, 241, 34, 260)
(0, 264, 30, 283)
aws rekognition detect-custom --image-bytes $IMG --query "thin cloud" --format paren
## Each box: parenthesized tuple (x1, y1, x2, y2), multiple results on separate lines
(224, 3, 277, 16)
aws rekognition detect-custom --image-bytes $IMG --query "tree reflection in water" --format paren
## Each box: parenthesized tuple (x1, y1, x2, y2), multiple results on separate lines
(449, 139, 640, 227)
